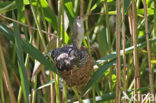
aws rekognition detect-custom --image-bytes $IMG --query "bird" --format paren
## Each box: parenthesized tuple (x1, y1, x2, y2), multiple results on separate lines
(72, 16, 85, 50)
(48, 17, 88, 71)
(47, 17, 94, 87)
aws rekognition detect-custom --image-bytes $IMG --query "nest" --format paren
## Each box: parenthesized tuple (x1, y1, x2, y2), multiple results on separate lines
(59, 55, 94, 87)
(48, 45, 94, 88)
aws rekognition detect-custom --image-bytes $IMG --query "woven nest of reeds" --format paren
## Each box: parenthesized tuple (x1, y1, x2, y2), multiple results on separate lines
(48, 45, 94, 88)
(58, 55, 94, 87)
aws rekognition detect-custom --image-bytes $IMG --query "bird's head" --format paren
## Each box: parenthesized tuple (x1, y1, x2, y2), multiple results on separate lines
(72, 17, 85, 50)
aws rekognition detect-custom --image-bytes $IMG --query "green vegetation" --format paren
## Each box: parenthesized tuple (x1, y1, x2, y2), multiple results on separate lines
(0, 0, 156, 102)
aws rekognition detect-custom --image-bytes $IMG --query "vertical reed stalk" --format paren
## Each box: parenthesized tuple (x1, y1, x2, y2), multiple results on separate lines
(32, 22, 40, 103)
(17, 87, 22, 103)
(18, 8, 34, 103)
(104, 0, 113, 97)
(58, 0, 61, 47)
(53, 0, 63, 102)
(85, 0, 92, 55)
(29, 94, 31, 103)
(58, 0, 65, 45)
(121, 0, 126, 103)
(63, 82, 67, 103)
(116, 0, 121, 102)
(0, 43, 4, 103)
(80, 0, 84, 17)
(128, 9, 133, 38)
(50, 72, 55, 103)
(29, 0, 47, 52)
(61, 1, 67, 102)
(136, 0, 141, 9)
(154, 0, 156, 65)
(39, 0, 49, 43)
(47, 1, 56, 103)
(154, 0, 156, 97)
(0, 43, 17, 103)
(143, 0, 154, 102)
(54, 74, 60, 103)
(132, 0, 141, 102)
(104, 0, 111, 53)
(85, 0, 95, 102)
(32, 76, 37, 103)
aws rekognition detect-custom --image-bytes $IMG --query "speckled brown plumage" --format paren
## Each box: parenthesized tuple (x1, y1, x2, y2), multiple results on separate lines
(48, 45, 90, 71)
